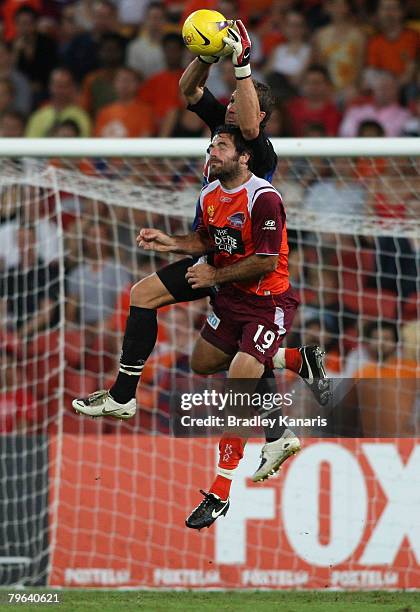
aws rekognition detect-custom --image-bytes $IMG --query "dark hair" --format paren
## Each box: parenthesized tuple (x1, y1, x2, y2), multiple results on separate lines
(364, 321, 398, 343)
(306, 64, 332, 83)
(213, 124, 253, 163)
(15, 5, 38, 19)
(162, 33, 184, 48)
(54, 119, 81, 136)
(357, 119, 385, 136)
(252, 80, 275, 128)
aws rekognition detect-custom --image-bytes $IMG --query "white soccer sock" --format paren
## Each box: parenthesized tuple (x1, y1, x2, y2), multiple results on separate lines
(216, 467, 235, 480)
(273, 348, 286, 369)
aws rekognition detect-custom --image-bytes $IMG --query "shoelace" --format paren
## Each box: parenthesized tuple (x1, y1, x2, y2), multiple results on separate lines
(195, 490, 214, 512)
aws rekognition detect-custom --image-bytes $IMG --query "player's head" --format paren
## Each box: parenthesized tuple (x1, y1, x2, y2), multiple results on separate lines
(225, 80, 275, 129)
(209, 125, 252, 182)
(364, 321, 398, 362)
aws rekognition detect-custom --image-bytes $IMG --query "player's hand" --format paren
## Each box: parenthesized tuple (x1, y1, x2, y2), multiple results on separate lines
(223, 20, 251, 79)
(137, 228, 176, 252)
(185, 263, 216, 289)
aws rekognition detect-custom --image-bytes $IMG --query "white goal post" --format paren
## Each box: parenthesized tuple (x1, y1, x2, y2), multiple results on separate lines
(0, 137, 419, 589)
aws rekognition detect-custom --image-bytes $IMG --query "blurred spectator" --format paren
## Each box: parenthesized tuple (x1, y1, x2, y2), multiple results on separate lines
(94, 67, 154, 137)
(159, 107, 206, 137)
(0, 193, 60, 269)
(0, 41, 32, 114)
(343, 320, 398, 377)
(357, 118, 386, 137)
(299, 264, 357, 342)
(286, 65, 342, 136)
(80, 32, 126, 118)
(25, 68, 91, 137)
(2, 0, 42, 42)
(354, 320, 419, 435)
(0, 78, 15, 119)
(265, 11, 311, 89)
(0, 110, 26, 136)
(256, 0, 288, 57)
(369, 236, 419, 298)
(139, 33, 185, 134)
(339, 71, 412, 136)
(303, 157, 366, 215)
(63, 0, 119, 82)
(11, 5, 58, 99)
(313, 0, 365, 104)
(263, 100, 291, 137)
(0, 226, 59, 338)
(66, 222, 131, 328)
(355, 119, 388, 179)
(51, 119, 81, 137)
(57, 4, 83, 65)
(366, 0, 420, 88)
(114, 0, 151, 27)
(402, 92, 420, 135)
(126, 2, 167, 80)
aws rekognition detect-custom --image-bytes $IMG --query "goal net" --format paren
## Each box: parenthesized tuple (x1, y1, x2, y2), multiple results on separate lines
(0, 138, 419, 589)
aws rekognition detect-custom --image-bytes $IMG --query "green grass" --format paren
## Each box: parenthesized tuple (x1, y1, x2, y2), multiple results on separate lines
(0, 590, 419, 612)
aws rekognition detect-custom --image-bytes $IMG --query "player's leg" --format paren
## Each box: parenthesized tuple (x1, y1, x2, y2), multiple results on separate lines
(186, 351, 264, 530)
(274, 345, 330, 406)
(271, 286, 330, 405)
(73, 258, 211, 419)
(190, 336, 233, 374)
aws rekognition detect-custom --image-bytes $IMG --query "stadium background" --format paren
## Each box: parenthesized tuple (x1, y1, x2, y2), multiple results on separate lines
(0, 0, 419, 595)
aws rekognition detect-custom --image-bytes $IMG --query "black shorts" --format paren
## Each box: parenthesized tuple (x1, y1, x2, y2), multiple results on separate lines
(156, 258, 214, 302)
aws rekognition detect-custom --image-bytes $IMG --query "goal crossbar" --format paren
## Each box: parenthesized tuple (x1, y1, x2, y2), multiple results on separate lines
(0, 137, 419, 158)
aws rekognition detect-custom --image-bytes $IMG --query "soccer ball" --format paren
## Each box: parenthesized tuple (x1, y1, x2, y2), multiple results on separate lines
(182, 9, 230, 57)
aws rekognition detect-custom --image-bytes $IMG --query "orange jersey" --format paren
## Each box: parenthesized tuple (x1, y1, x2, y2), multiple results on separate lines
(367, 29, 420, 76)
(197, 174, 289, 295)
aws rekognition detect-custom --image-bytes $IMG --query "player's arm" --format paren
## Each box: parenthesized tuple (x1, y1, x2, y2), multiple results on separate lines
(224, 21, 260, 140)
(185, 254, 277, 288)
(137, 228, 211, 257)
(179, 57, 212, 106)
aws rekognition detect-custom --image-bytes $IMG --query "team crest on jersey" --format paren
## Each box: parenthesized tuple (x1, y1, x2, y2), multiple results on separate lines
(207, 204, 215, 219)
(227, 212, 245, 228)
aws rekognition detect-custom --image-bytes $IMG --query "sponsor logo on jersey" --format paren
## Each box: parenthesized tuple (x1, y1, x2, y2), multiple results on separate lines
(263, 219, 276, 230)
(220, 196, 232, 203)
(227, 212, 245, 228)
(209, 225, 245, 255)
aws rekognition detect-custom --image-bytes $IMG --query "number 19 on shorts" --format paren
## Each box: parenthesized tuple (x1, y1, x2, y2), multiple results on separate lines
(253, 324, 276, 355)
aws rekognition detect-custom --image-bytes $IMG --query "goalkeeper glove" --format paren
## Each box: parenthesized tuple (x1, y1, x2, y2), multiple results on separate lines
(198, 38, 234, 65)
(223, 20, 251, 80)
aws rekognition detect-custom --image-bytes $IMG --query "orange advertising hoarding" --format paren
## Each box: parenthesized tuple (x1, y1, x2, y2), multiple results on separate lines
(49, 436, 420, 589)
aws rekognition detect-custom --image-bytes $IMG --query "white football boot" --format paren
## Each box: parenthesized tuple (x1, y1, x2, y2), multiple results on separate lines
(251, 428, 301, 482)
(72, 390, 136, 420)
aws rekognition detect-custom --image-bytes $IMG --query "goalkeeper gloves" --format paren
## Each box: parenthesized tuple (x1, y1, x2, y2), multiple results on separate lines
(223, 20, 251, 80)
(198, 37, 234, 65)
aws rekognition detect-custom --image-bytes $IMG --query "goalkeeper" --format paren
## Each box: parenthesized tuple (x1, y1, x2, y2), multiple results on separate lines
(73, 23, 328, 471)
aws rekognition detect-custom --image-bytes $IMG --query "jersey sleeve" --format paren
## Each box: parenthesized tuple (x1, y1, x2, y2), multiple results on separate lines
(187, 87, 226, 134)
(251, 190, 285, 255)
(246, 130, 278, 181)
(194, 189, 209, 241)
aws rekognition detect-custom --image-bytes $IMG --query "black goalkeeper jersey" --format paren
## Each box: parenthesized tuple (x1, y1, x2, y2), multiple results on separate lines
(187, 87, 278, 183)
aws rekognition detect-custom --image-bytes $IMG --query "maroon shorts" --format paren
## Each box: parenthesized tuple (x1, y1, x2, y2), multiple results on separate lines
(201, 285, 300, 366)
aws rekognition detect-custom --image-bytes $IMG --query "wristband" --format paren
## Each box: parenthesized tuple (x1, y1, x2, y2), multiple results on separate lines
(234, 65, 252, 79)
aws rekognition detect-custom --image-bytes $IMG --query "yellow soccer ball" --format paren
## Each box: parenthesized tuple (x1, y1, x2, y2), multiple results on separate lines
(182, 9, 230, 56)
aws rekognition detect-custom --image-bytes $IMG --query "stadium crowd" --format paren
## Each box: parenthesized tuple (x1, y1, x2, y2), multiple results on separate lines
(0, 0, 419, 435)
(0, 0, 419, 137)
